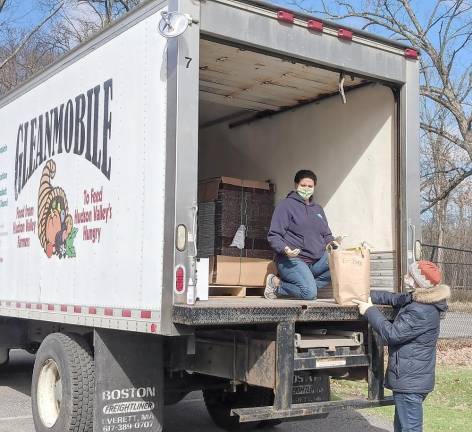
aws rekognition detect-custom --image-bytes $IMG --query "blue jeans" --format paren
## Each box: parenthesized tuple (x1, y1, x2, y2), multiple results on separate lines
(276, 252, 331, 300)
(393, 392, 427, 432)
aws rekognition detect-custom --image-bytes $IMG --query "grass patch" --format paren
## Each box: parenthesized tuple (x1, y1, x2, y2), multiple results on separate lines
(331, 366, 472, 431)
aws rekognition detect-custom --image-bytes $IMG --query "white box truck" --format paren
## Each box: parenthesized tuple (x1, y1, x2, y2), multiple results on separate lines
(0, 0, 422, 431)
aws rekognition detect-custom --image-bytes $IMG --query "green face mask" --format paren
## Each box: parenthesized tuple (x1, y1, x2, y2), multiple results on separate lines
(297, 186, 314, 200)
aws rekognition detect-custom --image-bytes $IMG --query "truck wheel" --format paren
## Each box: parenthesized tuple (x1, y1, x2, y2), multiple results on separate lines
(0, 348, 9, 367)
(203, 386, 279, 431)
(164, 391, 188, 406)
(31, 333, 95, 432)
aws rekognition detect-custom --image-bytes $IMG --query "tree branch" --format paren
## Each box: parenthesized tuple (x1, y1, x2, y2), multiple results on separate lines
(421, 169, 472, 213)
(0, 2, 64, 70)
(420, 122, 467, 149)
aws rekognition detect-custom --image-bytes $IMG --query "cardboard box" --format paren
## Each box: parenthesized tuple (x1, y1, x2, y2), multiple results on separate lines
(209, 256, 276, 287)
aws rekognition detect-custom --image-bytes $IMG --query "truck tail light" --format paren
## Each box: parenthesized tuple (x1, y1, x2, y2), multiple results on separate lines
(338, 29, 353, 40)
(405, 48, 419, 59)
(277, 11, 294, 23)
(307, 20, 323, 32)
(175, 266, 185, 294)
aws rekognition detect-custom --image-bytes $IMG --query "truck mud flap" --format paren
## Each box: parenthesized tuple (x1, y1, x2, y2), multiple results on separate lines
(291, 371, 330, 405)
(94, 329, 164, 432)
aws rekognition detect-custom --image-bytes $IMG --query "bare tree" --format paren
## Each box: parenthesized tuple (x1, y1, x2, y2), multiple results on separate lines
(0, 0, 144, 96)
(0, 2, 64, 71)
(292, 0, 472, 214)
(37, 0, 144, 53)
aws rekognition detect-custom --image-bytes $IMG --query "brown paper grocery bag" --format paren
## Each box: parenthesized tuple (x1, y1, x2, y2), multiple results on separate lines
(328, 247, 371, 305)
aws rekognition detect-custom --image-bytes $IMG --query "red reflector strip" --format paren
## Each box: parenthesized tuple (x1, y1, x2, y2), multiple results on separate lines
(61, 305, 67, 312)
(175, 266, 185, 293)
(122, 309, 131, 318)
(16, 302, 21, 308)
(141, 310, 152, 319)
(405, 48, 418, 59)
(338, 29, 353, 40)
(36, 304, 42, 310)
(307, 20, 323, 32)
(74, 306, 82, 313)
(104, 308, 113, 316)
(150, 323, 158, 333)
(277, 10, 294, 23)
(48, 304, 54, 311)
(88, 307, 97, 315)
(26, 303, 31, 309)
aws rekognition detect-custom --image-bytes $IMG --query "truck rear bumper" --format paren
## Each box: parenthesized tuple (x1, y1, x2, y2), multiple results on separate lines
(232, 396, 394, 422)
(173, 299, 395, 325)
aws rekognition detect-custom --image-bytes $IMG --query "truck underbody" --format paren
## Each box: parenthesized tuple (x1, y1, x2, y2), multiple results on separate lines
(2, 305, 393, 429)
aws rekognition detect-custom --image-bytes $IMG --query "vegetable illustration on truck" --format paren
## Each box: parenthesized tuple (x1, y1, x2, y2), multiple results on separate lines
(37, 159, 78, 258)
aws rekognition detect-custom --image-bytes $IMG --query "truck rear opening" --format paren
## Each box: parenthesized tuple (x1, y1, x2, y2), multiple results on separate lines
(195, 37, 399, 304)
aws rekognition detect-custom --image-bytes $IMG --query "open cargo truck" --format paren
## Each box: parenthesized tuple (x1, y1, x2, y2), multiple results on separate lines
(0, 0, 422, 430)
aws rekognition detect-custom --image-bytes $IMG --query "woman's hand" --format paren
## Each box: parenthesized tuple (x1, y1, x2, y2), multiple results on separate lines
(284, 246, 300, 257)
(326, 240, 340, 251)
(352, 297, 373, 315)
(326, 235, 346, 251)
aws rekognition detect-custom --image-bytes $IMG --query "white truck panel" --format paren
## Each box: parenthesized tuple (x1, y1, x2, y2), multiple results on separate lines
(0, 9, 167, 312)
(199, 85, 396, 251)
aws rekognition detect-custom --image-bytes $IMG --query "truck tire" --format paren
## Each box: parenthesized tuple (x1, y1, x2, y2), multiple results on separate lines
(0, 348, 9, 367)
(31, 333, 95, 432)
(203, 386, 280, 431)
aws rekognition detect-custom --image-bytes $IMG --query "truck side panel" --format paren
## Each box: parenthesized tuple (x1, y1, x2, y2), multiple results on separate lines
(0, 7, 167, 319)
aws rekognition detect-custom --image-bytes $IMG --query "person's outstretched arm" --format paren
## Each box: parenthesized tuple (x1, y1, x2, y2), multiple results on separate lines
(365, 306, 426, 346)
(370, 290, 412, 307)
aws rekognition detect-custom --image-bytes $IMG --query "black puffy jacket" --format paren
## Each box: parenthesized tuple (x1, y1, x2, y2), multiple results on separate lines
(365, 285, 450, 394)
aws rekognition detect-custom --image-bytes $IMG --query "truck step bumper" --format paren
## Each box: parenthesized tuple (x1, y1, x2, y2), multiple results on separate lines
(232, 397, 394, 423)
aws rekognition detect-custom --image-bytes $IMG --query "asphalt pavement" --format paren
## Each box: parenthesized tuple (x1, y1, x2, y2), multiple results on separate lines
(0, 350, 393, 432)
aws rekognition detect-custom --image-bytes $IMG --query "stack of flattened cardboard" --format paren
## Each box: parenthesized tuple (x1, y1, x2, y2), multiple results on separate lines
(197, 177, 275, 260)
(198, 177, 275, 288)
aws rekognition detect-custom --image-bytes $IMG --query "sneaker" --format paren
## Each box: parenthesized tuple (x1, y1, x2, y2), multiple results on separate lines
(264, 274, 280, 299)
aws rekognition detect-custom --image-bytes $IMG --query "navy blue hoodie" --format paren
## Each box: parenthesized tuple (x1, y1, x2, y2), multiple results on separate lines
(267, 191, 334, 262)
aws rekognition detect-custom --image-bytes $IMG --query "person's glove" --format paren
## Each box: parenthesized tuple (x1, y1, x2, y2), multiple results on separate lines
(326, 235, 346, 251)
(352, 297, 374, 315)
(284, 246, 300, 257)
(326, 240, 340, 251)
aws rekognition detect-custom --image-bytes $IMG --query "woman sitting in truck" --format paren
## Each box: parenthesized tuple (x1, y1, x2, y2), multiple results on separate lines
(265, 169, 337, 300)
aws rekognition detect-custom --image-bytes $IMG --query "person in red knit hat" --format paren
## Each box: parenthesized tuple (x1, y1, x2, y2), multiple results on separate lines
(354, 261, 450, 432)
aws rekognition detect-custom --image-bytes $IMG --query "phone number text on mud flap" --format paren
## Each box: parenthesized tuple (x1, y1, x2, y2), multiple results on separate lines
(102, 421, 154, 432)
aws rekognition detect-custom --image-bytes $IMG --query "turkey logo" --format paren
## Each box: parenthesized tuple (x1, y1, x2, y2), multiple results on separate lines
(37, 160, 78, 258)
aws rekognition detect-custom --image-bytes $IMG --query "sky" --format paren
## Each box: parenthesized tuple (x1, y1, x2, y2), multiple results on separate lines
(2, 0, 43, 28)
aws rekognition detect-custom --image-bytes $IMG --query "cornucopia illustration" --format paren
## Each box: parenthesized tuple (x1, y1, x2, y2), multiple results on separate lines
(37, 160, 78, 258)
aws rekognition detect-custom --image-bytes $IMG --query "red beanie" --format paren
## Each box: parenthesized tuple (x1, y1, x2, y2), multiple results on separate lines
(409, 260, 441, 288)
